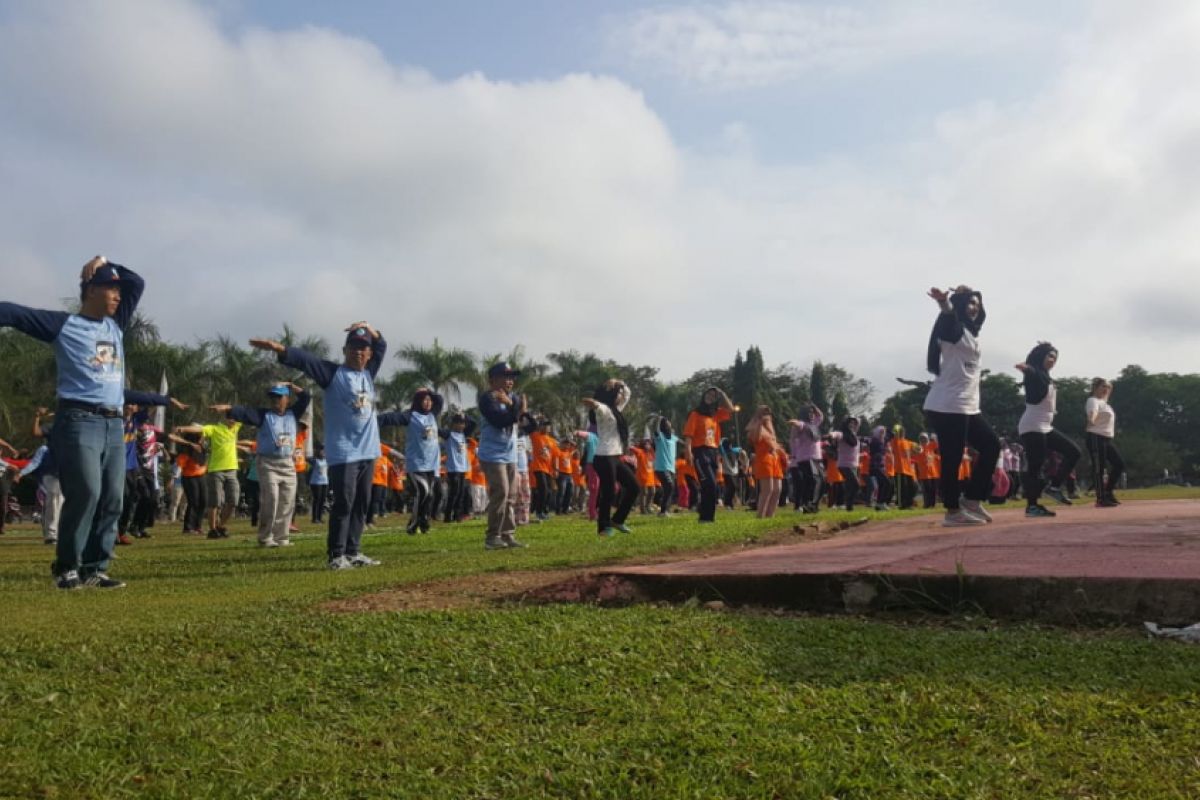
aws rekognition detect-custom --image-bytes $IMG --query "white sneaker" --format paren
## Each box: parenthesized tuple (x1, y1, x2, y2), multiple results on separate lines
(328, 555, 354, 570)
(943, 509, 986, 527)
(276, 540, 294, 547)
(961, 499, 993, 522)
(348, 553, 381, 567)
(260, 540, 280, 548)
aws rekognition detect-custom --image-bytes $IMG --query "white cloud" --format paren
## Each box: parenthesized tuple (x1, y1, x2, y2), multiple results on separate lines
(612, 0, 1040, 90)
(1, 0, 1198, 414)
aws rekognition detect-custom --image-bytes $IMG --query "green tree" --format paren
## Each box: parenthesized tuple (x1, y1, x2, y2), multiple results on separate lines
(393, 338, 479, 406)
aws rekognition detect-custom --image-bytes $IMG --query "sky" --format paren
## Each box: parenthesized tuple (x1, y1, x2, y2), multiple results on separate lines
(0, 0, 1196, 406)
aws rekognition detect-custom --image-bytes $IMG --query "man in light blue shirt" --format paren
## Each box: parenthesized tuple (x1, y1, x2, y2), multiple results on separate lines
(0, 256, 143, 589)
(250, 322, 386, 570)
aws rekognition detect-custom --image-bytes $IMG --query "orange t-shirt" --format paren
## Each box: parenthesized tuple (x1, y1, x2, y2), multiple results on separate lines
(373, 444, 393, 486)
(178, 451, 207, 478)
(683, 407, 731, 451)
(889, 438, 916, 478)
(387, 461, 403, 492)
(858, 450, 870, 478)
(292, 429, 308, 474)
(556, 448, 574, 475)
(958, 450, 972, 481)
(825, 452, 843, 484)
(752, 439, 779, 481)
(634, 447, 655, 487)
(529, 432, 556, 475)
(469, 443, 487, 486)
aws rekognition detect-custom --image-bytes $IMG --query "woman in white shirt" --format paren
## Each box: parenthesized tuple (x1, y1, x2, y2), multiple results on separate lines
(581, 379, 638, 537)
(922, 286, 1001, 526)
(1015, 342, 1081, 518)
(1085, 378, 1123, 507)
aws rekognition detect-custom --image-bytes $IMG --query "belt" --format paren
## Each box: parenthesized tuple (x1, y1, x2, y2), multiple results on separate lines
(57, 399, 122, 418)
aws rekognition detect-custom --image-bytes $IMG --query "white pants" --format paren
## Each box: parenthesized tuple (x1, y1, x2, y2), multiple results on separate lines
(257, 456, 297, 545)
(169, 482, 185, 521)
(41, 474, 64, 541)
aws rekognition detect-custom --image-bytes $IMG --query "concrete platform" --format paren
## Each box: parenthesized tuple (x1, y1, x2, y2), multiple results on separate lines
(601, 500, 1200, 624)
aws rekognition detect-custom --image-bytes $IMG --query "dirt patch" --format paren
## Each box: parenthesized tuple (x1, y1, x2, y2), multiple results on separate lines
(320, 517, 872, 613)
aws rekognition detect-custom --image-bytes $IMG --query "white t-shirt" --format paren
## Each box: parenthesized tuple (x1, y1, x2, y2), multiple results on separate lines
(923, 329, 982, 415)
(1018, 382, 1056, 435)
(591, 385, 631, 457)
(1085, 397, 1116, 438)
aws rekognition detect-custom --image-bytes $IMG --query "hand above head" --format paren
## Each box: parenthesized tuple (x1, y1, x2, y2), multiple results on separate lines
(344, 321, 379, 339)
(248, 338, 285, 354)
(927, 287, 949, 303)
(80, 255, 107, 283)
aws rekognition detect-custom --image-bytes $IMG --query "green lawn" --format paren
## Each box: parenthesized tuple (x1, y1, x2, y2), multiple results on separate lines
(2, 489, 1199, 798)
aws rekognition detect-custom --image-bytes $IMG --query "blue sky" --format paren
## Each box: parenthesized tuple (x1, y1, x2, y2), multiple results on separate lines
(0, 0, 1195, 402)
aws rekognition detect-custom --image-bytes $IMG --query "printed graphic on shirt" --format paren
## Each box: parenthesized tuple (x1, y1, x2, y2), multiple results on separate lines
(351, 391, 373, 416)
(91, 340, 122, 382)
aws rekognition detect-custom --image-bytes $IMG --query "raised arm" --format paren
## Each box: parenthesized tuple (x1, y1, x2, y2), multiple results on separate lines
(226, 404, 266, 428)
(251, 338, 339, 388)
(32, 408, 52, 439)
(0, 302, 68, 343)
(109, 263, 145, 331)
(377, 409, 412, 429)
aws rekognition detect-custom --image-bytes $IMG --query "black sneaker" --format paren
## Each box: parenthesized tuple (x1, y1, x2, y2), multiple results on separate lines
(55, 570, 82, 590)
(218, 527, 230, 538)
(206, 530, 222, 540)
(82, 572, 126, 589)
(1043, 486, 1072, 506)
(1025, 504, 1056, 518)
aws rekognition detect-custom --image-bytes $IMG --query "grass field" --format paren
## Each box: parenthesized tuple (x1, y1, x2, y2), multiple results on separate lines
(2, 488, 1199, 798)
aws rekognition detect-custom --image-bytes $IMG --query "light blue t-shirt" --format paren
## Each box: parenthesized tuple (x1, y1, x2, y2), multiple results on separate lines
(479, 413, 517, 464)
(310, 458, 329, 486)
(653, 433, 679, 472)
(324, 367, 380, 466)
(255, 411, 299, 459)
(406, 410, 440, 473)
(444, 431, 469, 473)
(54, 315, 125, 409)
(582, 432, 598, 466)
(516, 435, 530, 471)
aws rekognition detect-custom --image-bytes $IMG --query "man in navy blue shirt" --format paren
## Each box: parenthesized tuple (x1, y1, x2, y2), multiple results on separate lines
(0, 256, 143, 589)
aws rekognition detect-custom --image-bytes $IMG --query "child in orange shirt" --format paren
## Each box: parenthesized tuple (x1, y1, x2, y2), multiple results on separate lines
(682, 387, 734, 522)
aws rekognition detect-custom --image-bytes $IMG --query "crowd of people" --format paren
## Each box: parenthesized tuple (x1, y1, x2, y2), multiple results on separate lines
(0, 261, 1128, 589)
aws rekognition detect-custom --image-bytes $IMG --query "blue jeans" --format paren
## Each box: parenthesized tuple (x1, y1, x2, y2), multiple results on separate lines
(50, 409, 125, 577)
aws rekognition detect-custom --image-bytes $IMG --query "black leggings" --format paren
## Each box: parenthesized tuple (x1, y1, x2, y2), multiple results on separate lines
(838, 467, 859, 510)
(594, 455, 638, 532)
(654, 471, 676, 513)
(444, 473, 466, 522)
(1020, 429, 1081, 505)
(310, 483, 328, 523)
(693, 448, 720, 521)
(532, 471, 553, 516)
(790, 461, 821, 510)
(408, 471, 435, 529)
(182, 475, 208, 531)
(1086, 433, 1125, 499)
(925, 411, 1001, 510)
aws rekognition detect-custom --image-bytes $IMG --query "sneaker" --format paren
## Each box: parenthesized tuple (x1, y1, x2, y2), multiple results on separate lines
(328, 555, 354, 570)
(206, 529, 222, 540)
(43, 537, 57, 545)
(116, 533, 133, 546)
(276, 540, 294, 547)
(259, 540, 280, 548)
(942, 509, 986, 527)
(485, 537, 509, 550)
(82, 572, 125, 589)
(501, 534, 527, 548)
(961, 499, 993, 522)
(348, 553, 381, 567)
(419, 521, 431, 534)
(1025, 504, 1057, 518)
(598, 528, 616, 537)
(1096, 498, 1120, 508)
(219, 528, 230, 538)
(55, 570, 81, 590)
(1043, 486, 1072, 506)
(615, 524, 632, 534)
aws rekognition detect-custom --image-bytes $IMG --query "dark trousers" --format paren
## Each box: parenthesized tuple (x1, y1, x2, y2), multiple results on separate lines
(838, 467, 860, 510)
(693, 447, 720, 521)
(119, 469, 157, 535)
(365, 483, 387, 524)
(790, 461, 821, 510)
(328, 460, 373, 559)
(654, 470, 676, 513)
(444, 473, 466, 522)
(594, 455, 638, 532)
(869, 468, 892, 506)
(896, 474, 917, 509)
(50, 410, 125, 577)
(921, 478, 938, 508)
(556, 474, 574, 514)
(531, 471, 553, 516)
(0, 479, 9, 533)
(245, 478, 260, 526)
(722, 475, 737, 509)
(1020, 429, 1081, 505)
(1086, 433, 1125, 500)
(310, 483, 328, 523)
(182, 475, 208, 531)
(925, 411, 1001, 510)
(408, 471, 435, 530)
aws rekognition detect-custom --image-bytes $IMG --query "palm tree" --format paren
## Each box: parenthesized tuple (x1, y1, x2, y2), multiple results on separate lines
(394, 339, 479, 406)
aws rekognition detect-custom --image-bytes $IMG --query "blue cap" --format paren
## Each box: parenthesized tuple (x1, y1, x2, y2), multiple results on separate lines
(345, 326, 372, 347)
(487, 361, 521, 379)
(82, 264, 124, 287)
(267, 385, 290, 397)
